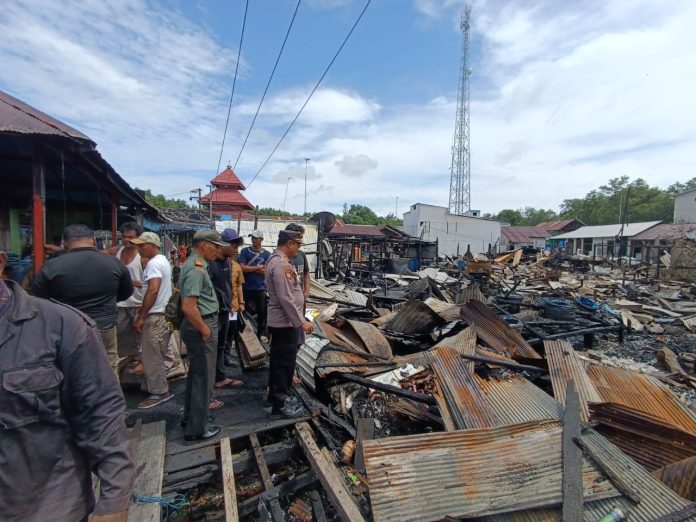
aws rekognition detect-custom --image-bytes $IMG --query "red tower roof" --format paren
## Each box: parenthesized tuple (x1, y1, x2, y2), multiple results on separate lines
(211, 164, 246, 189)
(200, 188, 254, 210)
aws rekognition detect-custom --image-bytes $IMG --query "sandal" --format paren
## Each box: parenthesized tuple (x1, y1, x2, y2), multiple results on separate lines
(214, 378, 243, 388)
(209, 399, 224, 410)
(137, 393, 174, 410)
(129, 362, 145, 375)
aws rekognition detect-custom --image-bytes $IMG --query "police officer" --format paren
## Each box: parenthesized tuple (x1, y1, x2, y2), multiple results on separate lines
(265, 230, 314, 418)
(179, 230, 228, 441)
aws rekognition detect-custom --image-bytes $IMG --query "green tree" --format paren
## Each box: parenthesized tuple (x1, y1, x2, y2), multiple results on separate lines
(257, 207, 294, 217)
(343, 204, 380, 224)
(494, 209, 524, 225)
(136, 188, 196, 211)
(667, 177, 696, 196)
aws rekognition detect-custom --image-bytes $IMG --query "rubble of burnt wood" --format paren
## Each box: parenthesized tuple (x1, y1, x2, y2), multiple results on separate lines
(287, 248, 696, 521)
(127, 249, 696, 521)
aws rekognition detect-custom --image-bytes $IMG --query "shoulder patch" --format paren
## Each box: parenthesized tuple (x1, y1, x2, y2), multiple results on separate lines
(194, 260, 204, 267)
(49, 299, 97, 327)
(283, 265, 295, 280)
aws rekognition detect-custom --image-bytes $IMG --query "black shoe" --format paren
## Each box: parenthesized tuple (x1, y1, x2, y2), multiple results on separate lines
(180, 415, 215, 428)
(184, 426, 222, 442)
(270, 403, 304, 419)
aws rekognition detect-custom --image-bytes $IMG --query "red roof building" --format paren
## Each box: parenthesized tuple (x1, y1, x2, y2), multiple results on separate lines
(200, 164, 255, 215)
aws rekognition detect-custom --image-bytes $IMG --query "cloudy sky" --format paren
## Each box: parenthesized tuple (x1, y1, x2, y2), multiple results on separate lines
(1, 0, 694, 217)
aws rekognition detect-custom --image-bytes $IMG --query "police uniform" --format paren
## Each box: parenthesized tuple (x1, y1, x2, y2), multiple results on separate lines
(265, 246, 306, 412)
(179, 252, 219, 437)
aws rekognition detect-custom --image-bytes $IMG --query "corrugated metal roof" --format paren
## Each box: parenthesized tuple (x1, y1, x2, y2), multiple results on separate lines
(459, 300, 542, 359)
(553, 221, 662, 240)
(480, 430, 691, 521)
(430, 346, 499, 429)
(500, 226, 548, 244)
(363, 421, 621, 522)
(545, 340, 602, 422)
(590, 402, 696, 471)
(0, 89, 93, 142)
(210, 165, 245, 189)
(475, 374, 564, 426)
(631, 223, 696, 241)
(296, 336, 329, 390)
(386, 299, 444, 334)
(346, 320, 392, 359)
(344, 289, 368, 306)
(536, 219, 583, 232)
(653, 454, 696, 501)
(587, 365, 696, 435)
(327, 224, 386, 237)
(201, 187, 254, 209)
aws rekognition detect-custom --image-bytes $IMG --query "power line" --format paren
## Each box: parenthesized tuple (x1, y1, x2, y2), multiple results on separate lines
(233, 0, 301, 171)
(215, 0, 250, 178)
(245, 0, 371, 189)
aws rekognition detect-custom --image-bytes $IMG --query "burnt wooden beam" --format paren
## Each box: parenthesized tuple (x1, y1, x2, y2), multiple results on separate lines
(250, 433, 285, 522)
(296, 422, 364, 522)
(220, 437, 239, 522)
(562, 381, 583, 522)
(334, 373, 437, 406)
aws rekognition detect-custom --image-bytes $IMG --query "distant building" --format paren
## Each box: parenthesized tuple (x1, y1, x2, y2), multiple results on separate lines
(403, 203, 502, 257)
(200, 164, 255, 217)
(674, 188, 696, 223)
(536, 218, 585, 236)
(499, 226, 548, 251)
(552, 221, 662, 258)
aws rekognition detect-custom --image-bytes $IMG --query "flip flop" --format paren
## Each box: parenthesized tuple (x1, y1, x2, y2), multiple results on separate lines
(209, 399, 224, 410)
(214, 378, 243, 388)
(128, 363, 145, 375)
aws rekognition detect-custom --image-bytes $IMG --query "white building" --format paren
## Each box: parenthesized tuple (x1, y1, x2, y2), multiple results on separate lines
(674, 188, 696, 223)
(402, 203, 502, 257)
(552, 221, 661, 258)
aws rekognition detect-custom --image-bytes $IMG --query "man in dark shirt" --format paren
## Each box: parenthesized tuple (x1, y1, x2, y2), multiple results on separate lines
(31, 224, 133, 380)
(0, 251, 135, 522)
(208, 228, 244, 389)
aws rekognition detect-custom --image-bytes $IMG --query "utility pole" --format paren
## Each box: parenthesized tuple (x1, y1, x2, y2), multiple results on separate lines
(206, 184, 214, 228)
(283, 177, 292, 212)
(304, 158, 310, 215)
(190, 188, 202, 212)
(395, 196, 399, 218)
(449, 5, 472, 215)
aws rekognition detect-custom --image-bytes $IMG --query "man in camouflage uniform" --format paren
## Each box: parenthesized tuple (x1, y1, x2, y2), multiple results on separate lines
(265, 230, 314, 419)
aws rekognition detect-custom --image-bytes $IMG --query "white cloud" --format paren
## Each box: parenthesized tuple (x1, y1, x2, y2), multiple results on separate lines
(334, 154, 378, 177)
(2, 0, 695, 220)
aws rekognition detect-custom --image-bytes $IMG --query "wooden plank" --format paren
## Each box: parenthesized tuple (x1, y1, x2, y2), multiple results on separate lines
(128, 421, 167, 522)
(310, 490, 328, 522)
(239, 326, 267, 361)
(562, 381, 583, 522)
(250, 434, 285, 522)
(353, 418, 374, 475)
(296, 422, 364, 522)
(220, 437, 239, 522)
(574, 435, 642, 504)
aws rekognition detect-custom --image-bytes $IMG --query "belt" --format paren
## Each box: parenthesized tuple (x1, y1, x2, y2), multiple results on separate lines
(201, 313, 216, 319)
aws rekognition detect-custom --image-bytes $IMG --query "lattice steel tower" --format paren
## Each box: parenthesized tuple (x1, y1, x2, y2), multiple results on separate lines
(449, 5, 472, 215)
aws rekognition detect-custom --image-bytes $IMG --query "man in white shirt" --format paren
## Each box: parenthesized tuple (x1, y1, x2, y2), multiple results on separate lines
(131, 232, 174, 409)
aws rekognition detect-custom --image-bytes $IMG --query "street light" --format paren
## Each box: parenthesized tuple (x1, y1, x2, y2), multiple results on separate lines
(304, 158, 310, 215)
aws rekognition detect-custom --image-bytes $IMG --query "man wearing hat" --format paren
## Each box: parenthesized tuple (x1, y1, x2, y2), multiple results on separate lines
(239, 230, 271, 343)
(209, 228, 244, 390)
(265, 230, 314, 418)
(179, 229, 227, 441)
(130, 232, 174, 409)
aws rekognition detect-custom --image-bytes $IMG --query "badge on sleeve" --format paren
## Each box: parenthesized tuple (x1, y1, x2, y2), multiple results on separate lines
(195, 260, 204, 267)
(284, 265, 295, 281)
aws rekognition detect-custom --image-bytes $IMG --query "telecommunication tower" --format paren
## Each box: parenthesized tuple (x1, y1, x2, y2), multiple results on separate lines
(449, 5, 472, 215)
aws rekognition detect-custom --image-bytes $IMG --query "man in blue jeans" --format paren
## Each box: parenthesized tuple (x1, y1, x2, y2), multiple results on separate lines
(239, 230, 270, 343)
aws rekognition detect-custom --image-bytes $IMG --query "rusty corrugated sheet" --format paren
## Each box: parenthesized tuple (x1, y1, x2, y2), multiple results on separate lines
(363, 421, 619, 522)
(429, 346, 498, 429)
(475, 374, 563, 426)
(346, 320, 392, 359)
(587, 365, 696, 435)
(344, 289, 368, 306)
(423, 297, 455, 315)
(386, 299, 444, 334)
(0, 89, 93, 142)
(429, 326, 476, 372)
(457, 285, 486, 304)
(460, 300, 542, 359)
(544, 340, 602, 422)
(653, 455, 696, 501)
(590, 402, 696, 471)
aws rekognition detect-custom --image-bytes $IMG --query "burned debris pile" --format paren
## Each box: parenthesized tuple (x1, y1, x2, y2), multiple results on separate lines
(138, 250, 696, 521)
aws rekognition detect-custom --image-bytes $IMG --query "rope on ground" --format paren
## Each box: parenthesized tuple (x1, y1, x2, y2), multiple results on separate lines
(133, 493, 189, 511)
